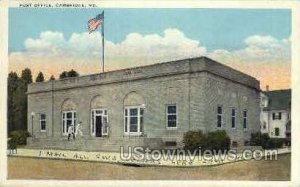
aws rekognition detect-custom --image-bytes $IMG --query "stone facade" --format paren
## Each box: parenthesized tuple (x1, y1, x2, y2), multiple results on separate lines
(27, 57, 260, 151)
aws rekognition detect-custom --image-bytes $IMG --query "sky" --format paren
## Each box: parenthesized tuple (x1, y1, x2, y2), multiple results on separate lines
(9, 8, 291, 90)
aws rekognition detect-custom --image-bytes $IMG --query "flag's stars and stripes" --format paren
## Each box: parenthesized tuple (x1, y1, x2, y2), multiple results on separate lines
(88, 12, 104, 34)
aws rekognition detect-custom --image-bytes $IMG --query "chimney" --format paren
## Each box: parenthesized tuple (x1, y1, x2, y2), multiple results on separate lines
(266, 85, 269, 91)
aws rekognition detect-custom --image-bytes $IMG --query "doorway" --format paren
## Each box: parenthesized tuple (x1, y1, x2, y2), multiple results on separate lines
(91, 109, 108, 137)
(95, 115, 102, 137)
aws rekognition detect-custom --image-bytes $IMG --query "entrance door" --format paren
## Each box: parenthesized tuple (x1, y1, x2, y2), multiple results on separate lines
(91, 109, 108, 137)
(95, 116, 102, 137)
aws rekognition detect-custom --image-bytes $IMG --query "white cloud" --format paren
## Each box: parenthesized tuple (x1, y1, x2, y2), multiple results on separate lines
(10, 29, 290, 76)
(9, 29, 291, 89)
(208, 35, 290, 64)
(24, 31, 66, 56)
(18, 28, 207, 63)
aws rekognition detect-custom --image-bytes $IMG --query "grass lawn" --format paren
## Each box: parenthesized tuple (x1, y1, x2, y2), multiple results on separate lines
(7, 153, 290, 180)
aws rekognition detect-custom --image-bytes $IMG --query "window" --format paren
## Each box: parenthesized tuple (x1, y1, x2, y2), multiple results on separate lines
(243, 110, 247, 129)
(272, 112, 282, 120)
(275, 127, 280, 136)
(124, 106, 144, 135)
(231, 108, 236, 128)
(40, 114, 46, 132)
(167, 105, 177, 128)
(217, 106, 222, 127)
(62, 111, 76, 135)
(165, 141, 177, 146)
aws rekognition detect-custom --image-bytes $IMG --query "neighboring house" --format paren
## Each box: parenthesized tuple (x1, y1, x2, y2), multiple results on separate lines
(260, 89, 291, 142)
(27, 57, 261, 151)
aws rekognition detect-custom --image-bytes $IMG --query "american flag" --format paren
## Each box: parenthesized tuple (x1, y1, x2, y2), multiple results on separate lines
(88, 12, 104, 34)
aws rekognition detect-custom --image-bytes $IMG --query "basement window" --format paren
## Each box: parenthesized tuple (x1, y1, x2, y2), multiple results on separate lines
(165, 141, 177, 147)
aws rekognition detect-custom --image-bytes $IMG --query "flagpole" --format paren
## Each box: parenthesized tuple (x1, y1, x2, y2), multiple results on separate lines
(102, 11, 105, 72)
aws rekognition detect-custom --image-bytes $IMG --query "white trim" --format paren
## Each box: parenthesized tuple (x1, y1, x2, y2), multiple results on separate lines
(166, 104, 177, 129)
(102, 109, 109, 136)
(62, 110, 76, 136)
(39, 113, 46, 132)
(124, 105, 144, 136)
(91, 108, 109, 137)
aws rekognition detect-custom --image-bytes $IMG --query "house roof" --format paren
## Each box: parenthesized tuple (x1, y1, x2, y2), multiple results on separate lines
(263, 89, 291, 111)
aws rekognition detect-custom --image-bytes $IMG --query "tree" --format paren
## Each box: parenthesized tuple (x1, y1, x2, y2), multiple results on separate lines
(21, 68, 33, 85)
(7, 68, 33, 134)
(68, 69, 79, 77)
(59, 71, 68, 79)
(16, 68, 32, 131)
(49, 75, 55, 81)
(13, 78, 28, 131)
(7, 72, 19, 134)
(59, 70, 79, 79)
(35, 72, 45, 82)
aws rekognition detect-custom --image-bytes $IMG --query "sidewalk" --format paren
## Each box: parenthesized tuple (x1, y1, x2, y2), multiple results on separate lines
(7, 147, 291, 167)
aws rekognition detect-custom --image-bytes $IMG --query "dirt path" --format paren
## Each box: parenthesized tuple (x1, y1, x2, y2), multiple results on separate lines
(7, 153, 290, 180)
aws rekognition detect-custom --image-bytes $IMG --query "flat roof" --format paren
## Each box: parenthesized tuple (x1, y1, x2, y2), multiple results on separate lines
(27, 56, 260, 94)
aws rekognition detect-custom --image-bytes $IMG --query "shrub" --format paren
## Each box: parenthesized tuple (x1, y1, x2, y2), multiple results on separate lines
(206, 130, 231, 153)
(9, 130, 30, 146)
(183, 130, 231, 153)
(183, 130, 207, 151)
(250, 132, 270, 148)
(7, 138, 17, 150)
(265, 138, 285, 149)
(250, 132, 284, 149)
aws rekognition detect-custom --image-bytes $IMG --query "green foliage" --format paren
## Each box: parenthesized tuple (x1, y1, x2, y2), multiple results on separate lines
(7, 138, 17, 149)
(250, 132, 284, 149)
(68, 69, 79, 77)
(265, 138, 285, 149)
(7, 72, 19, 133)
(9, 130, 30, 146)
(183, 130, 231, 153)
(7, 69, 33, 134)
(49, 75, 55, 81)
(59, 69, 79, 79)
(21, 68, 33, 84)
(183, 130, 206, 151)
(35, 72, 45, 82)
(250, 132, 270, 148)
(13, 79, 28, 131)
(59, 71, 68, 79)
(206, 130, 231, 152)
